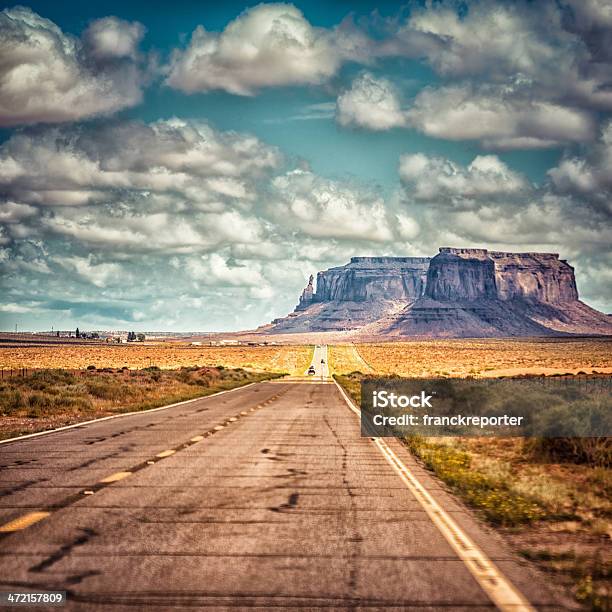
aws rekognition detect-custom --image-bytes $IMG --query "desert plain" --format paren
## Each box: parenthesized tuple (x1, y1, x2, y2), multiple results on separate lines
(2, 336, 610, 377)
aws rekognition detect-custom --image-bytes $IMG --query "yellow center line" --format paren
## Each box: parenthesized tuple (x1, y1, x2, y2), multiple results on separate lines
(0, 404, 263, 537)
(100, 471, 132, 483)
(0, 511, 50, 532)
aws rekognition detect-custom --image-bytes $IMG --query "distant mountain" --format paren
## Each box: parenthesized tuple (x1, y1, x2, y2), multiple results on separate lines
(261, 248, 612, 338)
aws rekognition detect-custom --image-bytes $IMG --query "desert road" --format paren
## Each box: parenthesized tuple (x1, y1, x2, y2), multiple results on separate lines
(304, 344, 329, 379)
(0, 350, 572, 610)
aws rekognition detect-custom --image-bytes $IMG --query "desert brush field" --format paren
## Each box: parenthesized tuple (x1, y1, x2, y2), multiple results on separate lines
(0, 366, 281, 440)
(0, 343, 313, 376)
(2, 337, 610, 378)
(353, 337, 612, 377)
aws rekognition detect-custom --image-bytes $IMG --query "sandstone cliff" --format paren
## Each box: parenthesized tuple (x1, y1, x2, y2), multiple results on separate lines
(296, 274, 314, 311)
(425, 249, 497, 301)
(424, 248, 579, 303)
(264, 247, 611, 338)
(268, 257, 430, 333)
(300, 257, 430, 304)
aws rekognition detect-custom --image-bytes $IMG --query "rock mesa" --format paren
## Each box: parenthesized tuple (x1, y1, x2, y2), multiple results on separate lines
(263, 248, 611, 338)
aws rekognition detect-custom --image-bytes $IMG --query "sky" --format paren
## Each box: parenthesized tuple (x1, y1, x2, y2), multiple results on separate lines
(0, 0, 610, 332)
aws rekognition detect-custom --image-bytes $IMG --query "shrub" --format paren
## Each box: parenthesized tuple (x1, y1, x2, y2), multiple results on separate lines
(20, 369, 77, 390)
(406, 437, 544, 526)
(0, 389, 27, 414)
(85, 379, 129, 400)
(526, 437, 611, 468)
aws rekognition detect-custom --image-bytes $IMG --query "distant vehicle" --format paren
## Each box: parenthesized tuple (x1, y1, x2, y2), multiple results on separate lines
(307, 366, 316, 375)
(320, 359, 325, 364)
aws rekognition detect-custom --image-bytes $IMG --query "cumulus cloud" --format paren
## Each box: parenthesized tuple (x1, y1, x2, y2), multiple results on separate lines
(166, 3, 368, 95)
(402, 1, 568, 80)
(0, 7, 147, 126)
(269, 169, 396, 242)
(336, 73, 406, 130)
(548, 120, 612, 207)
(367, 0, 612, 148)
(325, 1, 610, 149)
(0, 202, 37, 223)
(0, 118, 281, 213)
(394, 0, 612, 110)
(399, 153, 529, 201)
(0, 117, 291, 331)
(54, 255, 123, 287)
(83, 16, 145, 60)
(184, 253, 270, 296)
(406, 85, 595, 149)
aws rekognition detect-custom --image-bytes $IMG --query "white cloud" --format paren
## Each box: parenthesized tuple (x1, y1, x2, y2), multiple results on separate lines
(404, 1, 566, 80)
(395, 0, 612, 111)
(42, 209, 264, 254)
(395, 213, 420, 240)
(399, 153, 529, 201)
(0, 303, 37, 313)
(0, 119, 280, 211)
(548, 120, 612, 203)
(0, 202, 37, 223)
(83, 16, 145, 60)
(165, 3, 366, 95)
(207, 254, 263, 287)
(270, 169, 395, 241)
(0, 7, 146, 126)
(55, 255, 123, 287)
(182, 254, 274, 299)
(406, 85, 595, 149)
(336, 73, 406, 131)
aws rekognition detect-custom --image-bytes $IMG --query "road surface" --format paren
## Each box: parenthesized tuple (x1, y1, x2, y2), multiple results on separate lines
(0, 371, 572, 609)
(304, 345, 329, 379)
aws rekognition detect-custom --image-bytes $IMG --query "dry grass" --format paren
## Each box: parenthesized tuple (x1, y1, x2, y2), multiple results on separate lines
(0, 366, 281, 440)
(357, 338, 612, 378)
(0, 344, 312, 376)
(327, 344, 373, 375)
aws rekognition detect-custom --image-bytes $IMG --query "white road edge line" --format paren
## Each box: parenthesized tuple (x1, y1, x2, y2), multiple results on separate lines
(333, 378, 536, 612)
(0, 382, 258, 446)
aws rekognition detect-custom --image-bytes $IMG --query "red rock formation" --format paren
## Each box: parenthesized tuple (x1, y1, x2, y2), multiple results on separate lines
(264, 247, 611, 337)
(295, 274, 314, 311)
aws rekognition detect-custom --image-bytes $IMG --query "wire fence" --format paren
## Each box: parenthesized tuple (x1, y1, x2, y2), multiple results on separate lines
(0, 366, 148, 379)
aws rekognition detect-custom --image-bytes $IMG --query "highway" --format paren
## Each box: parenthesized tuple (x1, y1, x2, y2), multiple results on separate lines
(304, 345, 329, 379)
(0, 349, 572, 610)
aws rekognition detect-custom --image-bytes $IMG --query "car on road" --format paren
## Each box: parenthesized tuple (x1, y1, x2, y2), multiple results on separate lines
(307, 366, 316, 375)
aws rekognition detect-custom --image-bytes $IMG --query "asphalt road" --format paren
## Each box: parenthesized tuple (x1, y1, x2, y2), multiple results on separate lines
(0, 375, 573, 610)
(304, 345, 329, 379)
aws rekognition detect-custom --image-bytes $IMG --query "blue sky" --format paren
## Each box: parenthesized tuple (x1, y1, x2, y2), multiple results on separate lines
(0, 0, 610, 331)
